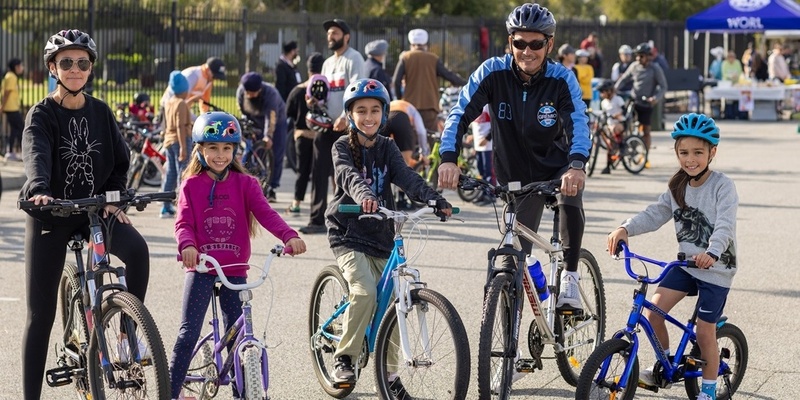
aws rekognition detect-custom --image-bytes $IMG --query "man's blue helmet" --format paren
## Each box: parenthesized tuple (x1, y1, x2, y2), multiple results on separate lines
(671, 113, 720, 146)
(506, 3, 556, 36)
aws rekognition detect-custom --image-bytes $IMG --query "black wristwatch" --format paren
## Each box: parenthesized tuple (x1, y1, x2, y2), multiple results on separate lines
(569, 160, 585, 171)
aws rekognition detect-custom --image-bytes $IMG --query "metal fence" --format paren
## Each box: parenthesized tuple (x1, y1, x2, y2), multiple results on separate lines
(3, 0, 727, 116)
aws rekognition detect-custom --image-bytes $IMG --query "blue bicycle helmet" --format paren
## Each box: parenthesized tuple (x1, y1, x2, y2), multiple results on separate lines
(192, 112, 242, 168)
(506, 3, 556, 36)
(343, 79, 391, 130)
(671, 113, 720, 146)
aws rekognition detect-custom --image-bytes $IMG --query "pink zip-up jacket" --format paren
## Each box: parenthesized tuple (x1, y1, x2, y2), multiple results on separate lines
(175, 170, 299, 277)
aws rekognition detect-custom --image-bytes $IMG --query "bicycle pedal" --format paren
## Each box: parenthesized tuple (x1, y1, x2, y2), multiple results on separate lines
(515, 358, 539, 373)
(45, 366, 76, 387)
(687, 356, 707, 367)
(332, 381, 355, 389)
(556, 307, 584, 317)
(637, 381, 659, 393)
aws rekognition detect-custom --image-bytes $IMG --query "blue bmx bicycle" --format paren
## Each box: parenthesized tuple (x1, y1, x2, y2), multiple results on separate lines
(180, 244, 291, 400)
(308, 203, 470, 399)
(575, 242, 748, 400)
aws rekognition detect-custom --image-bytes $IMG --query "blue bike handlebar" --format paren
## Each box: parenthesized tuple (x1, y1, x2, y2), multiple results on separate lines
(616, 241, 697, 284)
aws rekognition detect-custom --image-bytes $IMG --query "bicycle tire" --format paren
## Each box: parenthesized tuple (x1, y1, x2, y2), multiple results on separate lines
(141, 159, 162, 187)
(621, 135, 647, 174)
(242, 345, 267, 400)
(374, 288, 471, 399)
(248, 141, 274, 197)
(183, 340, 219, 399)
(587, 133, 602, 177)
(684, 323, 748, 400)
(58, 263, 91, 396)
(87, 291, 170, 400)
(477, 273, 515, 400)
(575, 338, 638, 400)
(126, 154, 145, 190)
(308, 265, 354, 399)
(555, 248, 606, 386)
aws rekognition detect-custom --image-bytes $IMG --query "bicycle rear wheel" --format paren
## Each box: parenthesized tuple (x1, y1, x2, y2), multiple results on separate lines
(141, 159, 162, 187)
(308, 265, 354, 399)
(87, 291, 170, 399)
(575, 338, 638, 400)
(477, 273, 515, 399)
(58, 263, 91, 396)
(555, 248, 606, 386)
(374, 288, 471, 399)
(587, 130, 604, 177)
(249, 141, 274, 197)
(684, 323, 748, 400)
(621, 135, 647, 174)
(183, 340, 218, 399)
(126, 153, 145, 191)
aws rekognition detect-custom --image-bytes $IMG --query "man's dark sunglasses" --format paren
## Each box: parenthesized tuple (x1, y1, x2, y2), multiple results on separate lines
(511, 38, 548, 51)
(57, 58, 92, 72)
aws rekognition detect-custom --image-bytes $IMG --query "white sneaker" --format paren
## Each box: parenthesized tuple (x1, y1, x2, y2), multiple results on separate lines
(696, 392, 714, 400)
(116, 338, 149, 363)
(556, 272, 582, 311)
(638, 366, 672, 388)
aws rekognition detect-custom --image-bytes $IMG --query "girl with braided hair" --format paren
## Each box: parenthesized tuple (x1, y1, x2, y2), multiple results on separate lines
(322, 79, 453, 388)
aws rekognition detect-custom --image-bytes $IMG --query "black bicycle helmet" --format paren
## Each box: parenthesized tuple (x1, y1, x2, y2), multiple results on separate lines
(671, 113, 720, 146)
(134, 92, 150, 105)
(596, 79, 615, 93)
(43, 29, 98, 68)
(633, 42, 652, 55)
(506, 3, 556, 36)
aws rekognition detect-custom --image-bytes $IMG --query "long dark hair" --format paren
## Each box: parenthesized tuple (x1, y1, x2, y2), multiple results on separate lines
(667, 137, 714, 209)
(347, 127, 363, 172)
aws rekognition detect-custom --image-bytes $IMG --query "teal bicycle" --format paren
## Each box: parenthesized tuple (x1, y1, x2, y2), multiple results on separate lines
(575, 242, 748, 400)
(308, 203, 470, 399)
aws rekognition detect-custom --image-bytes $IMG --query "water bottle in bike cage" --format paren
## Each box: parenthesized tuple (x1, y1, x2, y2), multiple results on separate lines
(526, 255, 550, 301)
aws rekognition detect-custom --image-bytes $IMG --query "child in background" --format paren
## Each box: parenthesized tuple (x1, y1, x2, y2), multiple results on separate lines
(159, 71, 192, 218)
(129, 92, 155, 125)
(170, 111, 306, 400)
(597, 79, 626, 174)
(574, 49, 595, 109)
(324, 79, 453, 390)
(607, 113, 737, 400)
(470, 104, 495, 205)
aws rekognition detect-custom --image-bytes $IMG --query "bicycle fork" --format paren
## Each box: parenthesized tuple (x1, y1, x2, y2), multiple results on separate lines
(392, 265, 430, 366)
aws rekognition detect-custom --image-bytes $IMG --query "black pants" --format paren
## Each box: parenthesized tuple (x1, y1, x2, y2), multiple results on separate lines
(4, 110, 23, 153)
(308, 130, 343, 226)
(22, 215, 150, 400)
(293, 135, 314, 202)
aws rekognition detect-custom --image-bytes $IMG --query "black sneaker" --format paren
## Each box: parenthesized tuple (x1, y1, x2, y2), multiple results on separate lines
(299, 224, 326, 234)
(388, 376, 410, 400)
(601, 166, 611, 174)
(268, 189, 277, 202)
(333, 355, 356, 383)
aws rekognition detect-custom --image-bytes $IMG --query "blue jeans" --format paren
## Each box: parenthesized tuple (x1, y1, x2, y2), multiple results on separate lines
(161, 141, 190, 204)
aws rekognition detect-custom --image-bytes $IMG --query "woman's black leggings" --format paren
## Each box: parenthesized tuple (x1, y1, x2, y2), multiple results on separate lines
(22, 215, 150, 400)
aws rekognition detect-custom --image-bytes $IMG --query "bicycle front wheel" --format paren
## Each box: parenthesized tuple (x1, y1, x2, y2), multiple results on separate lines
(242, 345, 267, 400)
(684, 323, 748, 400)
(59, 264, 91, 396)
(621, 135, 647, 174)
(87, 291, 170, 399)
(374, 288, 470, 400)
(477, 273, 515, 400)
(575, 338, 638, 400)
(126, 154, 145, 190)
(556, 248, 606, 386)
(308, 265, 354, 399)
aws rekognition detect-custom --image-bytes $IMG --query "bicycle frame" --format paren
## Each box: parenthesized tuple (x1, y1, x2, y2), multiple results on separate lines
(184, 245, 286, 397)
(489, 184, 595, 356)
(316, 213, 424, 357)
(602, 243, 728, 390)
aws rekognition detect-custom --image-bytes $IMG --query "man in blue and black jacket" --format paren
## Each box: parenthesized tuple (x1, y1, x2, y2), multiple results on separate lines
(437, 2, 591, 312)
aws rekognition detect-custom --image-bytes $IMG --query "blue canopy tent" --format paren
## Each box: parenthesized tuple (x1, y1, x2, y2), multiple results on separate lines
(687, 0, 800, 33)
(683, 0, 800, 71)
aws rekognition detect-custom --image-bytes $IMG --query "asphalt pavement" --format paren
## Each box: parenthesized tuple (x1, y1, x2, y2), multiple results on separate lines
(0, 115, 797, 399)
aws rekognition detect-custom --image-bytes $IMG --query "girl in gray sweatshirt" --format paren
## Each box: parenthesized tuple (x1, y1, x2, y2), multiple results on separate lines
(607, 113, 736, 400)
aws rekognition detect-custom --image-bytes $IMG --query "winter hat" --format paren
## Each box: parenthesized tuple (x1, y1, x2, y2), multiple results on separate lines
(169, 70, 189, 95)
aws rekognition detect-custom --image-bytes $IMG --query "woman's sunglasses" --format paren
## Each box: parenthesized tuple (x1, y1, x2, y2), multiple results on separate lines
(57, 58, 92, 72)
(511, 38, 549, 51)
